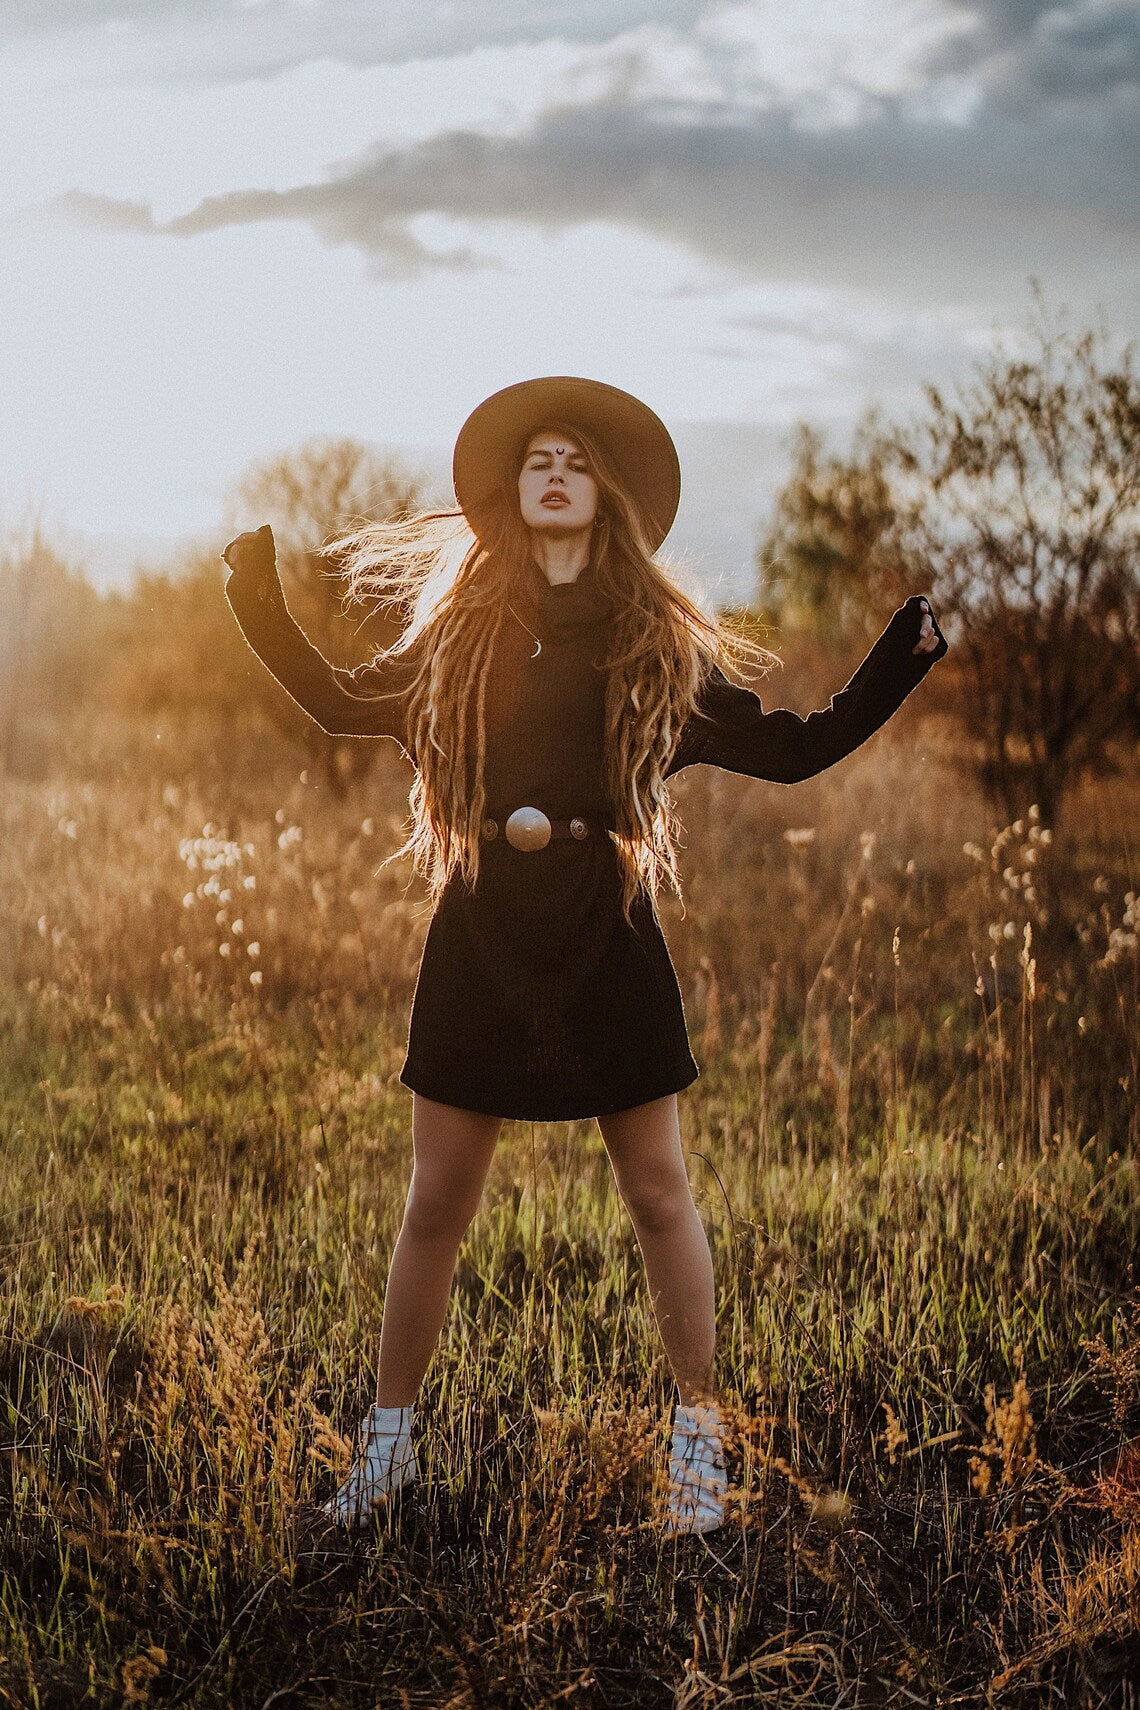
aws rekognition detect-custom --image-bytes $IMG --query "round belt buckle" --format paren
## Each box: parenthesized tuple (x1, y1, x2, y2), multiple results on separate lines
(570, 817, 588, 840)
(505, 806, 551, 851)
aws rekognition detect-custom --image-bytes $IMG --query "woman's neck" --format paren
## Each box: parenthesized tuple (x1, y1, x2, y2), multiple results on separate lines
(527, 529, 592, 586)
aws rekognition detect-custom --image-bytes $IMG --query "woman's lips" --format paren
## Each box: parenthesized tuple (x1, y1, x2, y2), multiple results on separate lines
(541, 493, 569, 506)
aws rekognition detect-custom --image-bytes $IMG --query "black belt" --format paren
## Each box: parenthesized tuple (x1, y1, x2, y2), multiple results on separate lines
(480, 807, 614, 850)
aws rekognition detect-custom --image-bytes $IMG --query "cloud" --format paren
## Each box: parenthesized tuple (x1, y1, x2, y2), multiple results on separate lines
(2, 0, 716, 78)
(988, 1, 1140, 106)
(929, 0, 1140, 102)
(49, 180, 494, 276)
(50, 189, 161, 233)
(935, 0, 1062, 54)
(29, 0, 1139, 312)
(49, 81, 1140, 303)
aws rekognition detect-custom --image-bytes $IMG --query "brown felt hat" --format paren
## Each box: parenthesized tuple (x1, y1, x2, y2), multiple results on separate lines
(452, 375, 681, 551)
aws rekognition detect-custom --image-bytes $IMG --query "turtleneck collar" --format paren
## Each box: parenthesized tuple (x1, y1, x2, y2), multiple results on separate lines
(519, 551, 612, 636)
(527, 552, 596, 596)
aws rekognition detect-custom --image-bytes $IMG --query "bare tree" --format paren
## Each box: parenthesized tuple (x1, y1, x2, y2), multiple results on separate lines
(230, 438, 424, 795)
(890, 296, 1140, 828)
(758, 295, 1140, 828)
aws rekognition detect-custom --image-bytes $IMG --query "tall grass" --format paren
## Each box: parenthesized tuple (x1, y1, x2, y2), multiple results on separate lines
(1, 719, 1138, 1707)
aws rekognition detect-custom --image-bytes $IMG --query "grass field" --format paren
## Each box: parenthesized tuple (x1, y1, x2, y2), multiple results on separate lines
(1, 719, 1138, 1707)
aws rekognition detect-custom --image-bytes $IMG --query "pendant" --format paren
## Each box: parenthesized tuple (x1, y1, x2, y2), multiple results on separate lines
(507, 603, 542, 659)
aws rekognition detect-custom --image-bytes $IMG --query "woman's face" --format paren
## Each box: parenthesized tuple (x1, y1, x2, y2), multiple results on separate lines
(517, 431, 600, 536)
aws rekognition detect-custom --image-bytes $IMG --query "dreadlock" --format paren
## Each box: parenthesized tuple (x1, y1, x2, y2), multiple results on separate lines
(324, 423, 779, 924)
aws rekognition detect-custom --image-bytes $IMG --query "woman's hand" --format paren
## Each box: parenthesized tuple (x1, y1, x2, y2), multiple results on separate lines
(221, 522, 276, 578)
(912, 596, 941, 655)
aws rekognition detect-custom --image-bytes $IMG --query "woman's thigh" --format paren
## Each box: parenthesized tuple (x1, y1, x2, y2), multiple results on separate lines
(595, 1095, 693, 1227)
(408, 1094, 504, 1226)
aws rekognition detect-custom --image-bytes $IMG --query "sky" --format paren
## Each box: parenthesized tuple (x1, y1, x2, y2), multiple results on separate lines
(2, 0, 1138, 603)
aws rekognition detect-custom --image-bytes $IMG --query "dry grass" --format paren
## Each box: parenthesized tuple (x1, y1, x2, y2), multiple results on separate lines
(1, 715, 1138, 1707)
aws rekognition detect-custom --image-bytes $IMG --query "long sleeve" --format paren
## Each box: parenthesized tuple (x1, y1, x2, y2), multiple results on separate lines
(225, 541, 421, 750)
(665, 594, 948, 783)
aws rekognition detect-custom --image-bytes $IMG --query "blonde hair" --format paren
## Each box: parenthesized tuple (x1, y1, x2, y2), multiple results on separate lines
(324, 422, 779, 923)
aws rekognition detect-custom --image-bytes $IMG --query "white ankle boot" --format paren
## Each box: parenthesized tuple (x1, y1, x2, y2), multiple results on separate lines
(663, 1400, 728, 1536)
(320, 1404, 418, 1529)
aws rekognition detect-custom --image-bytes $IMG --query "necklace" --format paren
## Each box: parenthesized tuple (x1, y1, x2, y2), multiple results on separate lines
(506, 603, 542, 659)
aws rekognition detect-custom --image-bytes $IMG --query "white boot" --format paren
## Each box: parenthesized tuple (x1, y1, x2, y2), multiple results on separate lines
(663, 1400, 727, 1536)
(320, 1404, 418, 1529)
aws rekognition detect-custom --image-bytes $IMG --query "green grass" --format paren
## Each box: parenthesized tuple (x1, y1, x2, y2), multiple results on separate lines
(1, 743, 1138, 1706)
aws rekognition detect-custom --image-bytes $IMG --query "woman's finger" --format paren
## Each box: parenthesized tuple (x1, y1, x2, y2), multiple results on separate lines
(911, 596, 940, 653)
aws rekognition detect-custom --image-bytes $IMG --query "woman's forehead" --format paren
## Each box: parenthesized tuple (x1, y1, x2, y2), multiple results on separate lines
(523, 428, 584, 456)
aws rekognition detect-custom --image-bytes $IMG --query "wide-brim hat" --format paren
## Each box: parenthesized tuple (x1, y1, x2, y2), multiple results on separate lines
(452, 375, 681, 551)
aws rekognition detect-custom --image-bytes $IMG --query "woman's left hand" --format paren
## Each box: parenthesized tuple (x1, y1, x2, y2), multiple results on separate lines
(912, 597, 941, 655)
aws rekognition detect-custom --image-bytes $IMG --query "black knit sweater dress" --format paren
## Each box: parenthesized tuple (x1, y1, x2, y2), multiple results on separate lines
(226, 545, 948, 1120)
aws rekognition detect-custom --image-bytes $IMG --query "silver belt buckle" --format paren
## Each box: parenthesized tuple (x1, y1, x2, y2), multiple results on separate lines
(504, 806, 552, 851)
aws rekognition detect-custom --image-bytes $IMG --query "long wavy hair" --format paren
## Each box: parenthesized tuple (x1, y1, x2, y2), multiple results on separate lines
(324, 422, 779, 923)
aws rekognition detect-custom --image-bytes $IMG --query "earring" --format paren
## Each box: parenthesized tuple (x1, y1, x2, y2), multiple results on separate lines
(594, 513, 605, 529)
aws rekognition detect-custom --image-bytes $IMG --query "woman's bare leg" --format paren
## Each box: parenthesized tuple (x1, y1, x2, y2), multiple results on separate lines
(596, 1095, 717, 1407)
(374, 1094, 503, 1407)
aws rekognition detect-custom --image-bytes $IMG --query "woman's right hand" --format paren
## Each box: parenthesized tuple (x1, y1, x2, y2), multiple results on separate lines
(221, 522, 276, 579)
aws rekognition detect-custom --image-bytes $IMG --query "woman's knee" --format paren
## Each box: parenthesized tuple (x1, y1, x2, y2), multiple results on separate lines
(598, 1096, 693, 1233)
(402, 1172, 480, 1243)
(620, 1172, 695, 1235)
(403, 1096, 500, 1242)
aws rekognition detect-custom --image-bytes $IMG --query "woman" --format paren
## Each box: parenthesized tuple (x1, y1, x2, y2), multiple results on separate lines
(223, 375, 947, 1538)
